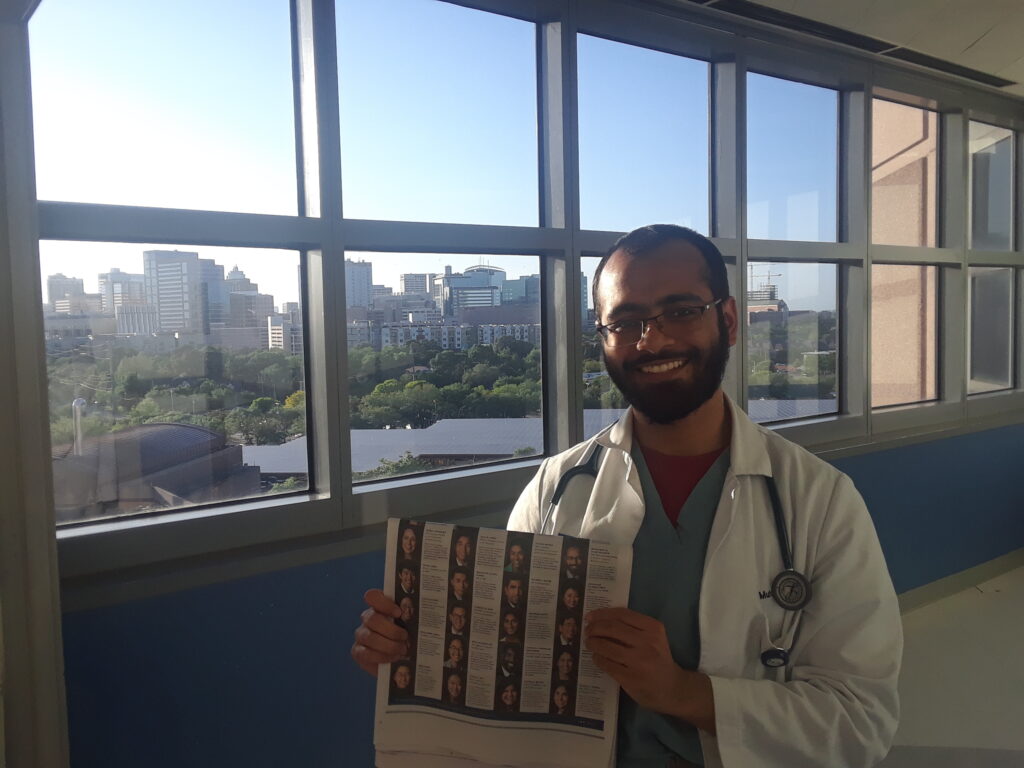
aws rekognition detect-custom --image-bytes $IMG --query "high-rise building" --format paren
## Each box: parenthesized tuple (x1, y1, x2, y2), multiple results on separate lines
(400, 273, 439, 295)
(98, 268, 145, 314)
(143, 250, 208, 334)
(115, 304, 159, 335)
(201, 260, 227, 327)
(434, 264, 506, 317)
(46, 273, 84, 309)
(229, 292, 275, 330)
(53, 293, 102, 314)
(345, 260, 373, 310)
(502, 274, 541, 305)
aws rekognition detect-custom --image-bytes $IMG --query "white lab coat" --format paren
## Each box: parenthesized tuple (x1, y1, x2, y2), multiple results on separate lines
(507, 396, 902, 768)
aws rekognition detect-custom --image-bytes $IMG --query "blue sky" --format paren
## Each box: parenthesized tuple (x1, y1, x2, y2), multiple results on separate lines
(29, 0, 839, 312)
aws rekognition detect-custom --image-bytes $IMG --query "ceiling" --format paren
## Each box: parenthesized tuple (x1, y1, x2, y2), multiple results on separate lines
(741, 0, 1024, 97)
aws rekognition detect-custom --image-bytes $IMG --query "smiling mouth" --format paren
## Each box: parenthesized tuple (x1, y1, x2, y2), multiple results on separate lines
(637, 358, 688, 374)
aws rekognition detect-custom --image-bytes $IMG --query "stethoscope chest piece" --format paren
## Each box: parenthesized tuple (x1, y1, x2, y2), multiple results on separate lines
(771, 569, 812, 611)
(760, 647, 789, 668)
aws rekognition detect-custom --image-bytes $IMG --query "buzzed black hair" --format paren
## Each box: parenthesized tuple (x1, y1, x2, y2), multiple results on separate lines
(592, 224, 731, 320)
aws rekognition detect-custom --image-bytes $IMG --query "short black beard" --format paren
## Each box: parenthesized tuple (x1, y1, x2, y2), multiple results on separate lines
(604, 313, 731, 425)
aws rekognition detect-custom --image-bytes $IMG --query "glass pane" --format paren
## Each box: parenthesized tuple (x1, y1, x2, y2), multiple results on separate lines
(747, 74, 838, 242)
(871, 100, 938, 247)
(968, 267, 1014, 394)
(969, 122, 1014, 251)
(41, 242, 308, 524)
(746, 262, 838, 423)
(29, 0, 297, 215)
(581, 257, 625, 438)
(346, 253, 543, 482)
(336, 0, 538, 226)
(871, 265, 938, 408)
(577, 35, 709, 234)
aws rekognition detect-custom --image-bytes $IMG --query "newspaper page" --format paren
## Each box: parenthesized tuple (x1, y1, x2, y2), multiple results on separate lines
(374, 519, 632, 768)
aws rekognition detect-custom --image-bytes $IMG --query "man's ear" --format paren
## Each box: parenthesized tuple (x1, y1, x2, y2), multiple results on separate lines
(722, 296, 739, 346)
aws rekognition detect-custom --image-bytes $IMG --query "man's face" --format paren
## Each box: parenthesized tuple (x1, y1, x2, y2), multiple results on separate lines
(448, 639, 463, 663)
(450, 572, 468, 598)
(503, 613, 519, 637)
(504, 580, 522, 604)
(400, 597, 415, 623)
(508, 544, 525, 570)
(450, 606, 466, 632)
(503, 646, 518, 672)
(560, 617, 577, 642)
(557, 652, 573, 677)
(447, 674, 463, 698)
(564, 547, 581, 571)
(399, 568, 415, 591)
(553, 685, 568, 710)
(455, 535, 471, 562)
(596, 242, 737, 425)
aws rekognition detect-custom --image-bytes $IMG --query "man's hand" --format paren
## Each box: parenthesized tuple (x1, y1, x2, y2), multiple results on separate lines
(351, 589, 409, 677)
(584, 607, 716, 735)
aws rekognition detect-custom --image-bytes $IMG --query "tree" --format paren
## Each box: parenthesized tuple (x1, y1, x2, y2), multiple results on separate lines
(284, 390, 306, 410)
(353, 451, 433, 481)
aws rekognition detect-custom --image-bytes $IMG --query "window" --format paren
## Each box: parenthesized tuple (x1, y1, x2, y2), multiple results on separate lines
(40, 241, 308, 524)
(969, 122, 1014, 251)
(582, 256, 623, 438)
(747, 74, 838, 242)
(577, 35, 710, 234)
(346, 253, 543, 482)
(968, 267, 1014, 394)
(29, 0, 297, 215)
(872, 100, 938, 247)
(746, 262, 838, 423)
(336, 0, 538, 226)
(871, 265, 939, 408)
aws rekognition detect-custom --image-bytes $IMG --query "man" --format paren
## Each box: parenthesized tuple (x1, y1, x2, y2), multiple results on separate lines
(563, 545, 583, 580)
(497, 642, 519, 679)
(501, 576, 524, 612)
(555, 612, 578, 648)
(353, 225, 901, 767)
(449, 567, 471, 603)
(396, 562, 416, 599)
(453, 533, 473, 568)
(447, 604, 467, 637)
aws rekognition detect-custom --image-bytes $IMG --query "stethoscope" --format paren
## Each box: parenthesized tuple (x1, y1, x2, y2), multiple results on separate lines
(540, 444, 812, 669)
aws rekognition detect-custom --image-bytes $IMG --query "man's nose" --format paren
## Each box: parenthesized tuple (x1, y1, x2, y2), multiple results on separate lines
(635, 318, 673, 352)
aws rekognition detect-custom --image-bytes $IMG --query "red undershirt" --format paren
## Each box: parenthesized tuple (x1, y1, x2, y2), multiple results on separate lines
(638, 443, 728, 527)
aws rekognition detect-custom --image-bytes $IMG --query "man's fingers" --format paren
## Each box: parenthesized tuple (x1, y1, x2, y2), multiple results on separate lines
(351, 643, 394, 676)
(365, 589, 402, 618)
(354, 624, 408, 659)
(360, 607, 409, 642)
(590, 651, 629, 679)
(585, 635, 632, 666)
(586, 607, 657, 631)
(584, 619, 641, 649)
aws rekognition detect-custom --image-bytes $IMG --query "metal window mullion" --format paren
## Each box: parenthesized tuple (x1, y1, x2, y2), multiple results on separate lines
(714, 56, 743, 406)
(540, 3, 581, 454)
(941, 112, 969, 418)
(842, 87, 869, 432)
(0, 19, 70, 768)
(307, 0, 349, 512)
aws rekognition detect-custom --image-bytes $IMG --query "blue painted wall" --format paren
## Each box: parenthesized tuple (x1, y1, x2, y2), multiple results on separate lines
(61, 424, 1024, 768)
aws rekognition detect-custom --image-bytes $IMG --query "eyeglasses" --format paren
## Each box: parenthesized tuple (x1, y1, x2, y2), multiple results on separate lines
(596, 298, 724, 346)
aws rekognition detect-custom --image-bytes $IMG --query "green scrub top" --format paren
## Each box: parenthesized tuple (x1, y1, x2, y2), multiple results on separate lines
(616, 446, 731, 768)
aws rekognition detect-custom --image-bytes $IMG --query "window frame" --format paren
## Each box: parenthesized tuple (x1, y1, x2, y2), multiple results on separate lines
(2, 0, 1023, 593)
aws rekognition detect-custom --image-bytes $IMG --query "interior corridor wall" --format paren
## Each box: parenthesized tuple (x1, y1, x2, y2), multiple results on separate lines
(60, 422, 1024, 768)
